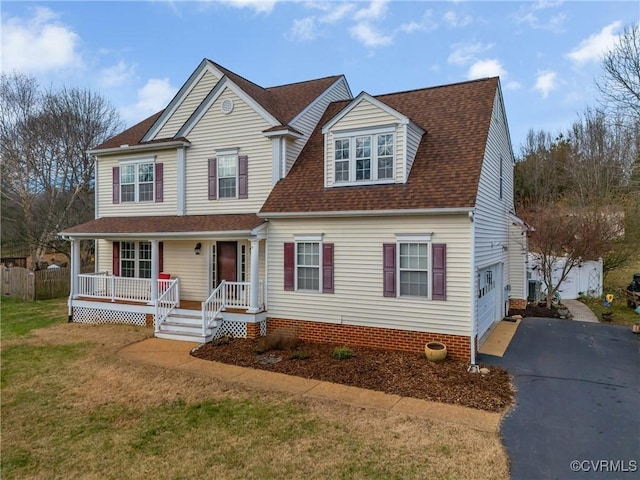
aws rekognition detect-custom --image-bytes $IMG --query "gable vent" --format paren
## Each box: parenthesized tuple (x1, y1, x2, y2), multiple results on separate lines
(221, 98, 234, 114)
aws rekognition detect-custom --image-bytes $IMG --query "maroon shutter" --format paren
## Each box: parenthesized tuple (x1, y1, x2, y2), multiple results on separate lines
(155, 163, 163, 202)
(158, 241, 164, 274)
(112, 166, 120, 204)
(383, 243, 396, 297)
(322, 243, 334, 293)
(432, 243, 447, 300)
(112, 242, 120, 276)
(284, 242, 295, 291)
(238, 155, 248, 199)
(208, 158, 217, 200)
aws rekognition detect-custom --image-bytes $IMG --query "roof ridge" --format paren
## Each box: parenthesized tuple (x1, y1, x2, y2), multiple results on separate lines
(206, 59, 268, 93)
(266, 74, 344, 90)
(374, 76, 498, 99)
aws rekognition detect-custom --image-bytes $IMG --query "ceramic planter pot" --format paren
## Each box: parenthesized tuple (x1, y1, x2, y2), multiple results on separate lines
(424, 341, 447, 362)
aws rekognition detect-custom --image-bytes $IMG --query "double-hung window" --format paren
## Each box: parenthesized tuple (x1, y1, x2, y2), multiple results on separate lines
(217, 154, 237, 199)
(333, 129, 395, 185)
(399, 242, 429, 297)
(120, 241, 152, 278)
(120, 160, 154, 203)
(284, 236, 334, 293)
(296, 242, 320, 291)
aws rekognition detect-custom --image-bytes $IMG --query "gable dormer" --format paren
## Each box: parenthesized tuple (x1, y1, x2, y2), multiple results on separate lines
(321, 92, 425, 188)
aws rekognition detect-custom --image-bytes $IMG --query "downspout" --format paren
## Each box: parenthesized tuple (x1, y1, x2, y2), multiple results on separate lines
(468, 210, 480, 372)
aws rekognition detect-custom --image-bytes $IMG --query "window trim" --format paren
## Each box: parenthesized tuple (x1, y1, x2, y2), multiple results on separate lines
(396, 234, 432, 299)
(332, 127, 396, 186)
(119, 241, 152, 279)
(119, 157, 156, 203)
(217, 153, 239, 199)
(293, 234, 323, 292)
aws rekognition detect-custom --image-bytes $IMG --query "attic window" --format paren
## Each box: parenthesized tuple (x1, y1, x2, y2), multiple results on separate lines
(221, 98, 234, 114)
(333, 129, 395, 185)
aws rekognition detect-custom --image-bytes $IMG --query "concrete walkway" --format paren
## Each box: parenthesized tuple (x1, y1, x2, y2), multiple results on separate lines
(118, 338, 501, 433)
(562, 299, 599, 323)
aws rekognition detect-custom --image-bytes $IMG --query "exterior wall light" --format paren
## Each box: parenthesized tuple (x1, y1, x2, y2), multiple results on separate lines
(194, 242, 202, 255)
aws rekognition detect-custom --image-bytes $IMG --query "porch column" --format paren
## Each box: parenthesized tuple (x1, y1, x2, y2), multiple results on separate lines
(150, 240, 159, 304)
(247, 238, 260, 313)
(70, 239, 80, 298)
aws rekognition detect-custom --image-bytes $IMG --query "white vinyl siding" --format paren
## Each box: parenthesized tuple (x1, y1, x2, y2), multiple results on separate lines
(405, 123, 423, 181)
(474, 90, 514, 270)
(156, 70, 219, 139)
(286, 79, 352, 175)
(508, 219, 528, 302)
(185, 88, 273, 214)
(267, 215, 472, 336)
(97, 150, 177, 217)
(325, 99, 404, 187)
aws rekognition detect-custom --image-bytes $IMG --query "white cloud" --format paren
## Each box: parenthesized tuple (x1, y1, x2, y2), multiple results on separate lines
(121, 78, 177, 124)
(319, 3, 356, 24)
(354, 0, 389, 21)
(448, 42, 493, 65)
(566, 21, 622, 65)
(467, 59, 506, 79)
(0, 7, 81, 74)
(99, 61, 136, 88)
(399, 10, 437, 34)
(287, 17, 317, 41)
(514, 2, 566, 32)
(534, 70, 557, 98)
(350, 22, 393, 47)
(222, 0, 278, 14)
(506, 81, 522, 90)
(443, 10, 472, 28)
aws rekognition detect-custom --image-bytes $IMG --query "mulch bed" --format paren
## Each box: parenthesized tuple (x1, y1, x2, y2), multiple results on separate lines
(191, 337, 513, 412)
(509, 303, 563, 318)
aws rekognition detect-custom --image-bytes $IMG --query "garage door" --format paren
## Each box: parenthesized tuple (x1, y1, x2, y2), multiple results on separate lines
(478, 264, 502, 339)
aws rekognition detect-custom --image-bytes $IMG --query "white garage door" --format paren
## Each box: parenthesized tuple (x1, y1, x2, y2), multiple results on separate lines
(478, 264, 502, 340)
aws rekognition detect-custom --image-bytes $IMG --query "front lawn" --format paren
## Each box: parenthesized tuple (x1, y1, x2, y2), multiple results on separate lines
(1, 297, 68, 340)
(1, 300, 509, 480)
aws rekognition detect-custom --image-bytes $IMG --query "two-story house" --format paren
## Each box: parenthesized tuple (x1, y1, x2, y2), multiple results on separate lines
(60, 59, 527, 363)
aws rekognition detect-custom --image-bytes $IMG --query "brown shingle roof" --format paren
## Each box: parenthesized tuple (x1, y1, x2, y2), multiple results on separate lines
(93, 61, 345, 152)
(60, 214, 265, 237)
(93, 111, 164, 150)
(260, 77, 499, 214)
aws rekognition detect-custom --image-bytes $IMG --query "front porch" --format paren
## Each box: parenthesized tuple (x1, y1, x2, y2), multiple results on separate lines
(69, 273, 267, 343)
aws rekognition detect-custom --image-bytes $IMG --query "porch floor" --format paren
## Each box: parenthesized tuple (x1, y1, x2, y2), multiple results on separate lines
(75, 297, 259, 314)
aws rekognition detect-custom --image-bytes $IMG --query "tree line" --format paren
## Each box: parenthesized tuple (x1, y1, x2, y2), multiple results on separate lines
(515, 25, 639, 306)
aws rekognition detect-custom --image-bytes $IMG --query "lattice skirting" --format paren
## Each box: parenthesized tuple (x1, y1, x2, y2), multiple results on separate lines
(72, 307, 147, 327)
(214, 320, 248, 339)
(259, 319, 267, 337)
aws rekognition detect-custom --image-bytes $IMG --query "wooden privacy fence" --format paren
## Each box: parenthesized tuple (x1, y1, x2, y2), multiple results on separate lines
(1, 267, 70, 300)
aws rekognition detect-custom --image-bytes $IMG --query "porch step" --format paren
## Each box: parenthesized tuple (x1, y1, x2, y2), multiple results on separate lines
(155, 310, 219, 343)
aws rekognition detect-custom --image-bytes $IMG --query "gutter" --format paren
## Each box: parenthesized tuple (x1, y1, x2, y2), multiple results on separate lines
(259, 207, 474, 219)
(88, 140, 191, 156)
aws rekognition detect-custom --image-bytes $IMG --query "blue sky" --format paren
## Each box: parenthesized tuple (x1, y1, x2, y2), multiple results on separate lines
(1, 1, 638, 152)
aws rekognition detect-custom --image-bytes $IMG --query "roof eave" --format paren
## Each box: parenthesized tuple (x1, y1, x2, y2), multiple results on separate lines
(259, 207, 474, 219)
(88, 140, 191, 156)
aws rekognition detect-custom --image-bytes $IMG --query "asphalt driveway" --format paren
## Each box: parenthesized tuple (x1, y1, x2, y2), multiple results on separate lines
(480, 318, 640, 479)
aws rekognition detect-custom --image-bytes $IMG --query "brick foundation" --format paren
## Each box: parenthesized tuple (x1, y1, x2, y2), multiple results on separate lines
(267, 317, 473, 361)
(246, 322, 260, 339)
(509, 298, 528, 310)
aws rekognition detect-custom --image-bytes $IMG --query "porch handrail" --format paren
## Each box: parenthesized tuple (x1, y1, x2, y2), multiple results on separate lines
(77, 273, 152, 302)
(224, 281, 250, 308)
(202, 280, 226, 336)
(155, 279, 179, 332)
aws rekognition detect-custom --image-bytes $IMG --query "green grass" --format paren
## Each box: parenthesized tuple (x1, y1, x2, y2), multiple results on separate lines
(580, 257, 640, 325)
(0, 297, 68, 340)
(0, 302, 508, 480)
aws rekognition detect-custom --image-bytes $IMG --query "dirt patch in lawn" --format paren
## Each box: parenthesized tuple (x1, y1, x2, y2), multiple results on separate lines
(191, 335, 513, 412)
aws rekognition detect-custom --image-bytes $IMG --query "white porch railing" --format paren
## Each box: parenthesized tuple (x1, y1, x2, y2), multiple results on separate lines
(155, 279, 179, 332)
(78, 273, 152, 302)
(224, 281, 265, 309)
(202, 281, 226, 336)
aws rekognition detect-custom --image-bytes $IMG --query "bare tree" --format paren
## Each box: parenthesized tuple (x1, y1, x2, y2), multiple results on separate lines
(596, 24, 640, 118)
(524, 204, 624, 307)
(1, 73, 123, 269)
